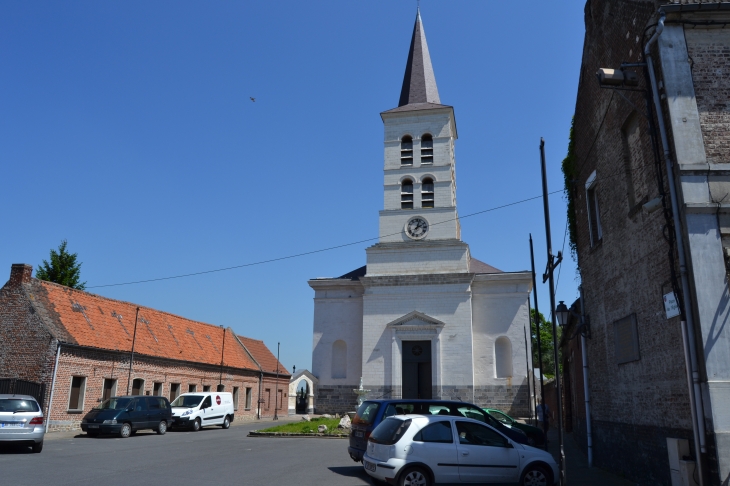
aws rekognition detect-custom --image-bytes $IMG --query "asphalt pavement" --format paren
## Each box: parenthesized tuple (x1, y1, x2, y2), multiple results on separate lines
(0, 418, 374, 486)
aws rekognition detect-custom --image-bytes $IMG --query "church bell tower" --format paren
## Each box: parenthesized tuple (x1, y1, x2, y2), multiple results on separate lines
(367, 10, 468, 276)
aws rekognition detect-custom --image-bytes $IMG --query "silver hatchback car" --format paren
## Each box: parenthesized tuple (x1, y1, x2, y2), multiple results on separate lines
(0, 394, 45, 453)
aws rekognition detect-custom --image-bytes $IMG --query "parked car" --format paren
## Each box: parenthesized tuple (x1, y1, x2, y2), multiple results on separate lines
(81, 396, 172, 438)
(363, 414, 558, 486)
(0, 394, 45, 453)
(169, 392, 235, 431)
(484, 408, 546, 447)
(349, 399, 528, 462)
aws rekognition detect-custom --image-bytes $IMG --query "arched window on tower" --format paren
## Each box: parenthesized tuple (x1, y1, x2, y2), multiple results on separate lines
(401, 136, 413, 166)
(420, 134, 433, 164)
(401, 179, 414, 209)
(421, 177, 434, 208)
(494, 336, 513, 378)
(332, 340, 347, 379)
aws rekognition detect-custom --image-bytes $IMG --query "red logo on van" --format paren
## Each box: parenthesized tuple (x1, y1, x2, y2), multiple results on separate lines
(216, 395, 221, 405)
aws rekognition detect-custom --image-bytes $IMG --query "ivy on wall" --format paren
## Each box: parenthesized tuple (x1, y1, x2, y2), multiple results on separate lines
(561, 117, 578, 260)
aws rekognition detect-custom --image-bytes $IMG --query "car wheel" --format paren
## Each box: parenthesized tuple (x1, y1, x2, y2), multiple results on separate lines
(32, 441, 43, 453)
(221, 416, 230, 429)
(157, 420, 167, 435)
(120, 423, 132, 438)
(398, 467, 430, 486)
(192, 418, 201, 432)
(521, 465, 550, 486)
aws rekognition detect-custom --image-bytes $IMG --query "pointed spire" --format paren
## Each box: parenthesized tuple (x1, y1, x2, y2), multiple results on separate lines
(398, 10, 441, 107)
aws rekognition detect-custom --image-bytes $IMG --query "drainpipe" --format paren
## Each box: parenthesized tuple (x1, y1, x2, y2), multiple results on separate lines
(45, 342, 62, 433)
(644, 11, 706, 484)
(126, 307, 140, 395)
(578, 286, 593, 467)
(257, 371, 263, 420)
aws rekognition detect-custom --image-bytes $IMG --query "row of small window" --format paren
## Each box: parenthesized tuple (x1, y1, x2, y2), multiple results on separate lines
(401, 178, 435, 209)
(67, 376, 252, 412)
(401, 134, 433, 165)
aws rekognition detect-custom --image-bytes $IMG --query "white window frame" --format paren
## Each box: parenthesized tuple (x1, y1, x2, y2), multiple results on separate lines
(585, 170, 603, 246)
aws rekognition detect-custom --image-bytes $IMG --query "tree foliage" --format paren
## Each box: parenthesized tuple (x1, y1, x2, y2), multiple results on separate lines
(561, 117, 578, 261)
(530, 308, 562, 378)
(36, 240, 86, 290)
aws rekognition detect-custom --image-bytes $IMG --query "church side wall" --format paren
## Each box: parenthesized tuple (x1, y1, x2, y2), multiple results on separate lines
(310, 281, 363, 414)
(471, 275, 532, 417)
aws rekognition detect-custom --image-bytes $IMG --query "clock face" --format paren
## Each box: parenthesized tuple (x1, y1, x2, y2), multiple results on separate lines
(405, 216, 429, 240)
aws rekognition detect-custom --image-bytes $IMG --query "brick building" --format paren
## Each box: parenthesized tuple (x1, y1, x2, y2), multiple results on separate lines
(0, 264, 290, 431)
(565, 1, 730, 484)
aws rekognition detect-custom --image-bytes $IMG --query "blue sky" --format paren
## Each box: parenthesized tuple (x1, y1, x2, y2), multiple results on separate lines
(1, 1, 586, 372)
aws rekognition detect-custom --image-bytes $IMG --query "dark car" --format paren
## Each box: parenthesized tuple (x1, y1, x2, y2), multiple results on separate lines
(80, 396, 172, 438)
(348, 399, 528, 462)
(485, 408, 546, 447)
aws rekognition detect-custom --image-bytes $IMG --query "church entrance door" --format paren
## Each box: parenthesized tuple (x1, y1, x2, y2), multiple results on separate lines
(402, 340, 432, 399)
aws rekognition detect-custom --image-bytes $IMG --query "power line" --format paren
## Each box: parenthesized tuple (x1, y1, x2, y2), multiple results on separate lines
(88, 189, 564, 289)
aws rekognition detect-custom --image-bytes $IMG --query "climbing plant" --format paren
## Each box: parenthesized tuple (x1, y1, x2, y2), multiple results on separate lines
(561, 117, 578, 260)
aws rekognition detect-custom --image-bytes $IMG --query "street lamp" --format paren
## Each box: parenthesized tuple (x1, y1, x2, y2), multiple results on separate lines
(556, 301, 570, 327)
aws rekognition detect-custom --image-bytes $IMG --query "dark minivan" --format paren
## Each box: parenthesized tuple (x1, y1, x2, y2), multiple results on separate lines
(81, 396, 172, 438)
(348, 399, 528, 462)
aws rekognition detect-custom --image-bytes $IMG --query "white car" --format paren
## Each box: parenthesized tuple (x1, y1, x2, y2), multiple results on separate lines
(170, 392, 235, 431)
(363, 414, 558, 486)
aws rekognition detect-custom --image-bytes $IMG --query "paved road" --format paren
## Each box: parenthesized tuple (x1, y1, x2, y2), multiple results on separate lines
(0, 419, 375, 486)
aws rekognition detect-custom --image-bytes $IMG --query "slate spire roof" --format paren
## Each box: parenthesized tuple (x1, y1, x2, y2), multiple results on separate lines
(398, 10, 441, 107)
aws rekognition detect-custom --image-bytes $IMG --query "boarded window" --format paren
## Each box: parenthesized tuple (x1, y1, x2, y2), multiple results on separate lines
(217, 384, 225, 392)
(245, 387, 252, 410)
(265, 388, 271, 410)
(401, 135, 413, 165)
(153, 382, 163, 396)
(170, 383, 180, 402)
(68, 376, 86, 410)
(614, 314, 640, 364)
(233, 387, 239, 411)
(332, 340, 347, 379)
(188, 384, 197, 393)
(494, 336, 513, 378)
(420, 134, 433, 164)
(621, 113, 648, 208)
(102, 378, 116, 402)
(131, 378, 144, 396)
(421, 177, 434, 208)
(203, 385, 211, 392)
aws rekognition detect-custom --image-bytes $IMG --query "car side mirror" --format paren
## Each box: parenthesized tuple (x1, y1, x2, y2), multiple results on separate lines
(505, 441, 514, 449)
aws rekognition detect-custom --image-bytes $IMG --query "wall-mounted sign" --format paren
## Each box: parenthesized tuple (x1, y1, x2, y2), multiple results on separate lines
(664, 292, 680, 319)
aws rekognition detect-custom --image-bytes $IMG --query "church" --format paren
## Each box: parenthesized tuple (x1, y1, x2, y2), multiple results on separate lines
(309, 11, 533, 417)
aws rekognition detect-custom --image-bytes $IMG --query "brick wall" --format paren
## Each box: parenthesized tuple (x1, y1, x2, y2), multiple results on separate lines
(684, 28, 730, 164)
(46, 346, 261, 431)
(570, 0, 699, 483)
(0, 268, 58, 408)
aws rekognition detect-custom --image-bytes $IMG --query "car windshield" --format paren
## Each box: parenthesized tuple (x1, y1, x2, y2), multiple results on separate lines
(171, 395, 204, 408)
(0, 398, 40, 413)
(369, 418, 412, 445)
(353, 401, 380, 425)
(94, 397, 134, 410)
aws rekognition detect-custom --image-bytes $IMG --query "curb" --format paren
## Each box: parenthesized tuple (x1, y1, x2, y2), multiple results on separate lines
(248, 431, 349, 439)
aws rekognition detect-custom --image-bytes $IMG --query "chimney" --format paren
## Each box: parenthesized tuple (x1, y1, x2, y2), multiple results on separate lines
(9, 264, 33, 286)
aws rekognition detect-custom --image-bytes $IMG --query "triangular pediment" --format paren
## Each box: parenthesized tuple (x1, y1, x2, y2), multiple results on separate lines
(386, 310, 445, 329)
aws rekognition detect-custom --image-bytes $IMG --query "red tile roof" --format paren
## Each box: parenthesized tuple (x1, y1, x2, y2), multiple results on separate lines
(28, 279, 259, 371)
(237, 336, 289, 375)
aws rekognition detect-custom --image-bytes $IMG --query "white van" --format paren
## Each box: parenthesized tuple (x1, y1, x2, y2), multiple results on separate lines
(170, 392, 235, 431)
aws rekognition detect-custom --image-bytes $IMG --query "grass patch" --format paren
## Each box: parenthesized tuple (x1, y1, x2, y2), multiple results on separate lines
(257, 417, 346, 435)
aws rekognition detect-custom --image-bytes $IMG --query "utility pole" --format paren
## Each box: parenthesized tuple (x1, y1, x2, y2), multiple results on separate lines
(540, 138, 565, 485)
(126, 307, 140, 395)
(524, 325, 533, 424)
(530, 233, 546, 441)
(219, 326, 226, 386)
(273, 342, 280, 420)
